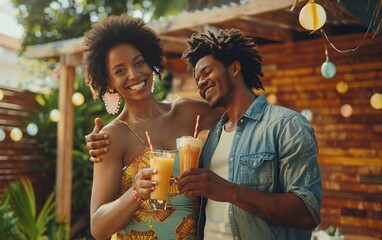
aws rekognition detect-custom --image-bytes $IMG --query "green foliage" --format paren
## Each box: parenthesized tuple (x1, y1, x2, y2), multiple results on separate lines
(153, 71, 172, 101)
(10, 0, 234, 51)
(70, 71, 114, 235)
(11, 0, 242, 51)
(1, 178, 67, 240)
(0, 193, 20, 239)
(27, 67, 114, 238)
(10, 0, 181, 51)
(10, 0, 128, 50)
(151, 0, 188, 19)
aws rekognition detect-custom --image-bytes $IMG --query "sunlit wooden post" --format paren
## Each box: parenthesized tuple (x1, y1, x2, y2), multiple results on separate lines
(56, 54, 75, 232)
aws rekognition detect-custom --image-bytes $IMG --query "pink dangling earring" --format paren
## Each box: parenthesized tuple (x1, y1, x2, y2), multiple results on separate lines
(103, 89, 121, 115)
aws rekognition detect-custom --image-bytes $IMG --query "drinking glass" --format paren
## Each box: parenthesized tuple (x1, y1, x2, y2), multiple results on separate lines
(149, 149, 177, 210)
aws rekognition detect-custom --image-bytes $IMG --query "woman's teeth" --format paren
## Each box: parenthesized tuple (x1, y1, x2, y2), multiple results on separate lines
(129, 81, 146, 90)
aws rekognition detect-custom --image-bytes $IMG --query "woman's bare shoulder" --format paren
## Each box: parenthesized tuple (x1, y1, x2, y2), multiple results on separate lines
(170, 97, 224, 130)
(171, 97, 209, 111)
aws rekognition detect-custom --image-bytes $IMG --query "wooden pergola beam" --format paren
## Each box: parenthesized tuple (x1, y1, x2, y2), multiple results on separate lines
(149, 0, 293, 34)
(56, 55, 75, 232)
(24, 37, 83, 59)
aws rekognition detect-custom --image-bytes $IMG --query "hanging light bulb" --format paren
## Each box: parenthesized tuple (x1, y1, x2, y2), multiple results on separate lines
(266, 93, 277, 104)
(299, 2, 327, 31)
(72, 92, 85, 106)
(10, 128, 23, 141)
(49, 109, 61, 122)
(336, 81, 348, 94)
(321, 45, 336, 79)
(0, 89, 4, 101)
(370, 93, 382, 110)
(321, 60, 336, 78)
(26, 123, 39, 136)
(301, 109, 313, 122)
(340, 104, 353, 118)
(0, 128, 5, 141)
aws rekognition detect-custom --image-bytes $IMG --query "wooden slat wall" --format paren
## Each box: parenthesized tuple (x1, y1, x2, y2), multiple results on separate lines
(260, 33, 382, 239)
(0, 86, 44, 197)
(171, 32, 382, 239)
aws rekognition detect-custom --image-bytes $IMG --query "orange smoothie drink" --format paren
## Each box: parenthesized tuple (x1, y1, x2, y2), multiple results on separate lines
(150, 150, 176, 210)
(177, 136, 203, 175)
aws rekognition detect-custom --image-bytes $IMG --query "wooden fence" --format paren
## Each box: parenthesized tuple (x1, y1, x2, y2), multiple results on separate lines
(0, 86, 44, 197)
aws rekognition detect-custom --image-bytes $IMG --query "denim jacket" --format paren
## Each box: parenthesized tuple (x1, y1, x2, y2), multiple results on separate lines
(197, 94, 321, 240)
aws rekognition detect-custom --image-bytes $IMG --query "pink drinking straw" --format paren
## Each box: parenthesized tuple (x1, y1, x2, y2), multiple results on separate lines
(145, 131, 154, 151)
(193, 115, 200, 139)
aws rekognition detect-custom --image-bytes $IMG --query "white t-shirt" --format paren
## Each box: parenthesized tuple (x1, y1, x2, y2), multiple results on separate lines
(204, 128, 235, 240)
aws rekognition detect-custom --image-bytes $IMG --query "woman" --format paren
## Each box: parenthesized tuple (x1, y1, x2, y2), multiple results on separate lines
(83, 15, 222, 239)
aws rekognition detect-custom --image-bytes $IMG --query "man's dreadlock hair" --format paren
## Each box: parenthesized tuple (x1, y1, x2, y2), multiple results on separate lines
(83, 14, 164, 99)
(182, 28, 264, 91)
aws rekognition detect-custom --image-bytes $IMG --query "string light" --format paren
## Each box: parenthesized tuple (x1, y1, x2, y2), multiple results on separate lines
(321, 60, 336, 79)
(26, 123, 39, 136)
(340, 104, 353, 118)
(370, 93, 382, 110)
(0, 89, 4, 101)
(0, 128, 5, 141)
(301, 109, 313, 121)
(299, 2, 327, 31)
(319, 0, 378, 55)
(49, 109, 61, 122)
(10, 128, 23, 142)
(336, 81, 348, 94)
(72, 92, 85, 106)
(320, 32, 336, 79)
(266, 93, 277, 104)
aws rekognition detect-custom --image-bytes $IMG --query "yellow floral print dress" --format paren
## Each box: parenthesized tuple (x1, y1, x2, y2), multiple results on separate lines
(111, 120, 198, 240)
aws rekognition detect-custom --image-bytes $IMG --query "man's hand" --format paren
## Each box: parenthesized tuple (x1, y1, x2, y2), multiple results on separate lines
(177, 168, 234, 202)
(85, 118, 109, 163)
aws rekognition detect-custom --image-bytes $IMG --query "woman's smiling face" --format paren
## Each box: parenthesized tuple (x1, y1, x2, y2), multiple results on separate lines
(106, 43, 153, 102)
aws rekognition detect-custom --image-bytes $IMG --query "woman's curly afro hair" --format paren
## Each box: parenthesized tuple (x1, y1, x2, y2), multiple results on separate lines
(83, 14, 164, 99)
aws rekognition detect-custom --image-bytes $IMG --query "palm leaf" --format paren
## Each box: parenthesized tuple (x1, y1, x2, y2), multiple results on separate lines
(36, 192, 56, 236)
(6, 178, 58, 239)
(0, 192, 20, 239)
(8, 179, 38, 240)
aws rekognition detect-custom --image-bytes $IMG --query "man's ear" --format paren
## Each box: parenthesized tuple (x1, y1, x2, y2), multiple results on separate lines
(231, 60, 241, 78)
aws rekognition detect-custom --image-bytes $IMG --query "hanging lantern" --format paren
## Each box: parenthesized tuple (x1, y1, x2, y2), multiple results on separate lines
(340, 104, 353, 118)
(0, 128, 5, 141)
(49, 109, 61, 122)
(301, 109, 313, 122)
(321, 60, 336, 79)
(10, 128, 23, 141)
(336, 81, 348, 94)
(370, 93, 382, 110)
(72, 92, 85, 106)
(0, 89, 4, 101)
(26, 123, 39, 136)
(299, 2, 327, 31)
(266, 93, 277, 104)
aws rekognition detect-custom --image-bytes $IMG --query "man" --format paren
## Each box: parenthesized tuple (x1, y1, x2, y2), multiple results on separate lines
(177, 29, 321, 240)
(86, 29, 321, 240)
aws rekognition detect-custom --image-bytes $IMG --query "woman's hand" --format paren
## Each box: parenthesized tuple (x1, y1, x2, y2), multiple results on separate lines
(134, 168, 158, 200)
